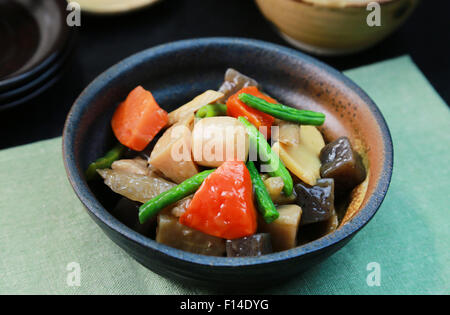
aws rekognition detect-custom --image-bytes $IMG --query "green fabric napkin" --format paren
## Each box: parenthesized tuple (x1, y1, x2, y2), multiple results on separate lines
(0, 56, 449, 295)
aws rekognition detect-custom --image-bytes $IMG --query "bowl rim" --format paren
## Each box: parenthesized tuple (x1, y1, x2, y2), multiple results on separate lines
(63, 37, 393, 267)
(286, 0, 402, 9)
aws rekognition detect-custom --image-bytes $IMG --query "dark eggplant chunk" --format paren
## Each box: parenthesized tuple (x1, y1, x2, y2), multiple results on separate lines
(218, 68, 259, 102)
(295, 178, 335, 226)
(320, 137, 366, 193)
(226, 233, 273, 257)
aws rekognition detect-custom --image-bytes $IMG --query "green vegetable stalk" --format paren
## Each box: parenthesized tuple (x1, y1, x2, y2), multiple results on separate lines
(195, 104, 227, 119)
(239, 93, 326, 126)
(139, 169, 215, 224)
(246, 161, 279, 223)
(238, 117, 293, 196)
(85, 144, 125, 181)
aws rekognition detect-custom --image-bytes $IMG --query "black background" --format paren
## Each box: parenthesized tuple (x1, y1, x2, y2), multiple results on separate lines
(1, 0, 448, 149)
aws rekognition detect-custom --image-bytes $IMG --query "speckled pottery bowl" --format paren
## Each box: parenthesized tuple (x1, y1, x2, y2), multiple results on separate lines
(255, 0, 419, 56)
(63, 38, 393, 287)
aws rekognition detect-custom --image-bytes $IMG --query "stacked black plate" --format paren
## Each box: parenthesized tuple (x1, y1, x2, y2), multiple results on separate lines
(0, 0, 75, 111)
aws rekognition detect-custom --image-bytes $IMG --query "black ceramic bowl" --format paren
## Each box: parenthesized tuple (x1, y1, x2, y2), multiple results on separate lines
(0, 0, 71, 91)
(63, 38, 393, 287)
(0, 28, 76, 111)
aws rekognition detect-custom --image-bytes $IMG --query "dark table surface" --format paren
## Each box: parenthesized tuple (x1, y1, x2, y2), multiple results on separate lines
(1, 0, 448, 150)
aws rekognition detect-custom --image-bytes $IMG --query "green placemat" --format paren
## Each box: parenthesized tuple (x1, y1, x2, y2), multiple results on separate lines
(0, 56, 449, 295)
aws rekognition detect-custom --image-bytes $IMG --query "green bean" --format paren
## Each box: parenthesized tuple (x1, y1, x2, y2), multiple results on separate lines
(238, 117, 293, 196)
(239, 93, 325, 126)
(85, 144, 125, 181)
(139, 169, 215, 224)
(246, 161, 279, 223)
(195, 104, 227, 119)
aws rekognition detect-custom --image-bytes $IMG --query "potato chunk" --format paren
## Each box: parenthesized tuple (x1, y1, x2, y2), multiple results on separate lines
(272, 126, 325, 186)
(258, 204, 302, 251)
(263, 177, 297, 205)
(156, 214, 226, 256)
(167, 90, 224, 126)
(263, 177, 284, 201)
(264, 176, 297, 205)
(149, 115, 199, 183)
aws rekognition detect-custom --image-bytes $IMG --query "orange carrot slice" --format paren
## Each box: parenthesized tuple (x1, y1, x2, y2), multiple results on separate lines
(226, 86, 276, 138)
(111, 86, 168, 151)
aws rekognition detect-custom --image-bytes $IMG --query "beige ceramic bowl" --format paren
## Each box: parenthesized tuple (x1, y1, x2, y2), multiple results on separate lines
(255, 0, 419, 56)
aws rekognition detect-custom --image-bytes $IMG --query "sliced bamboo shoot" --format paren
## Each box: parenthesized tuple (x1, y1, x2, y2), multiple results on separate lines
(168, 90, 224, 126)
(273, 126, 325, 186)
